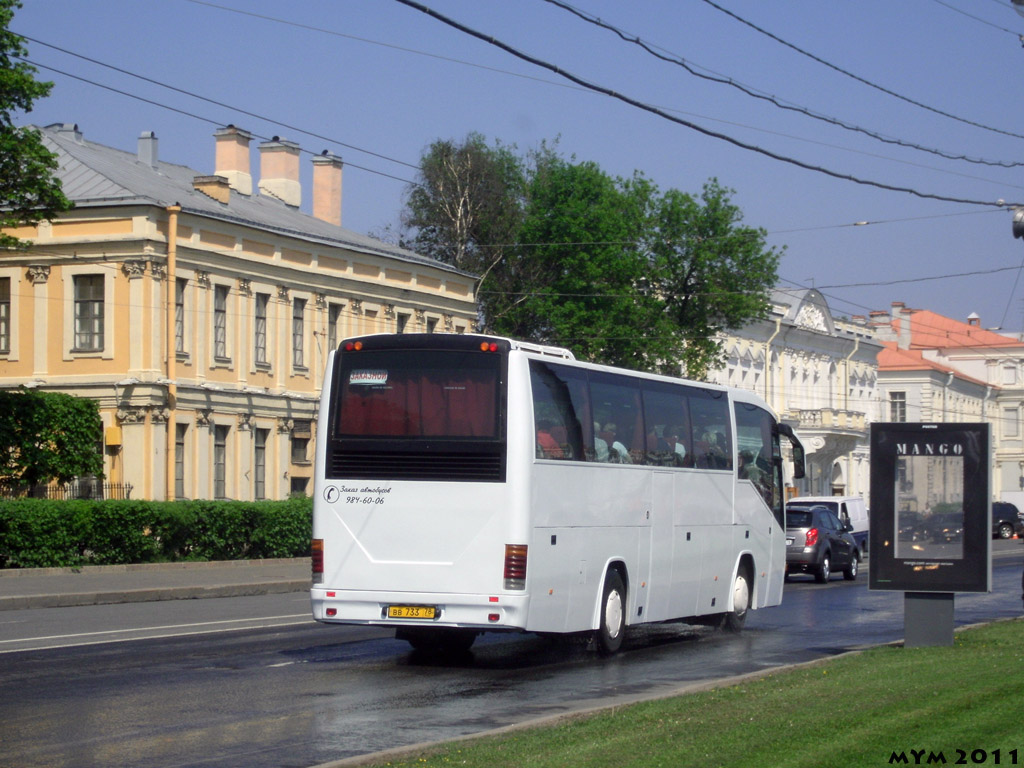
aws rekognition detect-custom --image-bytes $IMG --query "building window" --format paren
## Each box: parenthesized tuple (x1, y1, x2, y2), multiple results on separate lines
(213, 285, 229, 360)
(292, 297, 306, 369)
(254, 427, 268, 500)
(397, 313, 409, 334)
(73, 274, 104, 351)
(254, 292, 269, 365)
(174, 424, 188, 499)
(290, 477, 309, 497)
(175, 278, 187, 354)
(426, 317, 437, 334)
(1004, 407, 1020, 439)
(0, 277, 9, 353)
(889, 391, 907, 422)
(1004, 365, 1018, 386)
(214, 425, 229, 499)
(328, 303, 342, 350)
(291, 419, 311, 464)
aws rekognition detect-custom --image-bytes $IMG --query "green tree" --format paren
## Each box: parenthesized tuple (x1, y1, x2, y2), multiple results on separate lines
(499, 153, 675, 370)
(0, 389, 103, 487)
(402, 133, 526, 328)
(646, 179, 781, 379)
(0, 0, 72, 249)
(402, 136, 779, 376)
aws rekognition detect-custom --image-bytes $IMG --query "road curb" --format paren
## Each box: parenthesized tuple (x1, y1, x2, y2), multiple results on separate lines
(0, 579, 310, 611)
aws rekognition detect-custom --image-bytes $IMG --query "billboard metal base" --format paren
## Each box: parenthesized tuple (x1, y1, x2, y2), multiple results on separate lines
(904, 592, 954, 647)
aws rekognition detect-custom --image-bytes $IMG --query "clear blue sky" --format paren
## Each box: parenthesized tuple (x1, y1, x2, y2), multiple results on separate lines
(14, 0, 1024, 329)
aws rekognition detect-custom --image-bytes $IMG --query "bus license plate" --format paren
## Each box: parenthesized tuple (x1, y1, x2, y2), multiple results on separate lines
(387, 605, 437, 620)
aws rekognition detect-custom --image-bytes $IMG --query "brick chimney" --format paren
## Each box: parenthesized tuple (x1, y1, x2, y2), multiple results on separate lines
(258, 137, 301, 208)
(312, 151, 343, 226)
(138, 131, 158, 168)
(892, 302, 912, 350)
(214, 125, 253, 196)
(192, 175, 231, 204)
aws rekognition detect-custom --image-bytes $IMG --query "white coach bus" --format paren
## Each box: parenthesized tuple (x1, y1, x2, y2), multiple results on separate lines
(311, 333, 805, 654)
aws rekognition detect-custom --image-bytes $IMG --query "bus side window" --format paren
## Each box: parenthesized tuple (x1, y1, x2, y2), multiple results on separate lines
(690, 392, 732, 470)
(641, 381, 691, 467)
(591, 373, 642, 465)
(734, 401, 779, 515)
(529, 360, 588, 461)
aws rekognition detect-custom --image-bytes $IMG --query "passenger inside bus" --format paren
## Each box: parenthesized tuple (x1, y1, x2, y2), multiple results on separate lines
(593, 422, 609, 462)
(536, 419, 565, 459)
(601, 423, 631, 463)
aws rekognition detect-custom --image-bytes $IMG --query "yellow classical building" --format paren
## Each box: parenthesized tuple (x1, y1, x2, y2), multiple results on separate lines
(0, 123, 477, 500)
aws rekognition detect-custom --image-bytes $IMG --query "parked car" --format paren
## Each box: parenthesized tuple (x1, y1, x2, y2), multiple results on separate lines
(992, 501, 1024, 539)
(785, 504, 860, 583)
(789, 495, 868, 552)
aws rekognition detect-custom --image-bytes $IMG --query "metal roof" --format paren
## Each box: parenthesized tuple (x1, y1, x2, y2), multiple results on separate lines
(35, 123, 471, 277)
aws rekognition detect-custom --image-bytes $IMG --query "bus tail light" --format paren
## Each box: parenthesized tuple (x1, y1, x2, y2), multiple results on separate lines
(312, 538, 324, 584)
(503, 544, 527, 590)
(804, 528, 819, 547)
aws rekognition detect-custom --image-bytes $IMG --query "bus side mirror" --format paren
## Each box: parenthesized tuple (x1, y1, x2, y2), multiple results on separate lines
(776, 423, 806, 480)
(791, 442, 805, 479)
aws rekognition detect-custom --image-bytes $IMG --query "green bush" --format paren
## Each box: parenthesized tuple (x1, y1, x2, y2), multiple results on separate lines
(0, 497, 312, 569)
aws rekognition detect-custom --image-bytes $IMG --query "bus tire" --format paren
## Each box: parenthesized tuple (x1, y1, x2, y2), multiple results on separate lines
(595, 569, 626, 655)
(723, 567, 751, 633)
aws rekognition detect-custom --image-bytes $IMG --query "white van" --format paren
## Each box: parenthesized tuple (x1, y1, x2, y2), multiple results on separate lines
(790, 496, 869, 553)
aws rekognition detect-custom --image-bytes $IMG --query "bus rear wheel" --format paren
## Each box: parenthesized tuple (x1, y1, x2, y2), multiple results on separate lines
(595, 570, 626, 655)
(722, 567, 751, 633)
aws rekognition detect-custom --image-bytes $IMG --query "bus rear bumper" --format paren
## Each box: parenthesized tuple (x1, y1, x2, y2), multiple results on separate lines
(310, 588, 530, 630)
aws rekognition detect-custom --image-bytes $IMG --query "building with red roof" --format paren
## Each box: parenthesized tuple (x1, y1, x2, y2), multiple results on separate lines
(874, 302, 1024, 503)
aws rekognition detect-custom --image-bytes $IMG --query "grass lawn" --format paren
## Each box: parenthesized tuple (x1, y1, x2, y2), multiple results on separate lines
(356, 619, 1024, 768)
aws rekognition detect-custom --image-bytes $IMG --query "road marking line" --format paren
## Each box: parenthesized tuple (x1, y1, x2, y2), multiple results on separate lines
(0, 613, 311, 644)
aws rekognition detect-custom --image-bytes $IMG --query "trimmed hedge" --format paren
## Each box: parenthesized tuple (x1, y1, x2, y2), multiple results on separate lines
(0, 497, 312, 569)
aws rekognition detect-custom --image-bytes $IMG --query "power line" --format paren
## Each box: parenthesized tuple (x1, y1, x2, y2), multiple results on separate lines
(699, 0, 1024, 141)
(542, 0, 1024, 168)
(928, 0, 1024, 37)
(18, 35, 420, 171)
(392, 0, 1020, 209)
(21, 23, 1024, 204)
(21, 58, 420, 188)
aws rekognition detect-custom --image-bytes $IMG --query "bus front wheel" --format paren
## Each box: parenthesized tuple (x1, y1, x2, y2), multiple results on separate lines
(595, 570, 626, 655)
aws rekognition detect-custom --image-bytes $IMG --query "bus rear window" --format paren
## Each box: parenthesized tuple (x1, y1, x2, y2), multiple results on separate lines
(335, 349, 501, 438)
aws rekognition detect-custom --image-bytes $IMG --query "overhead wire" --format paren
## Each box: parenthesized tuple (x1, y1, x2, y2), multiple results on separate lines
(698, 0, 1024, 141)
(15, 8, 1024, 331)
(148, 1, 1024, 190)
(542, 0, 1024, 168)
(391, 0, 1020, 209)
(22, 58, 421, 188)
(18, 35, 420, 172)
(18, 24, 1024, 200)
(928, 0, 1024, 37)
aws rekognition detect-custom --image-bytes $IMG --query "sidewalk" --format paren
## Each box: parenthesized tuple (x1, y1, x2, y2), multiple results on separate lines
(0, 558, 311, 611)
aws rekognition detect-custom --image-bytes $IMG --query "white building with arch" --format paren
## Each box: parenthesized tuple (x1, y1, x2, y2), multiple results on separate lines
(709, 288, 883, 502)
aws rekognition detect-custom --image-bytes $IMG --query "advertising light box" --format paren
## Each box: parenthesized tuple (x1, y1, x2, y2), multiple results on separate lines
(869, 423, 991, 594)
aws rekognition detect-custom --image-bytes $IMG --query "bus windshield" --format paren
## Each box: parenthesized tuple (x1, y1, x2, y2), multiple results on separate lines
(334, 349, 501, 439)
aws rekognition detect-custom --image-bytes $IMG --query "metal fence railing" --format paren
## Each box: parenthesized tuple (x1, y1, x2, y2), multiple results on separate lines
(0, 482, 134, 500)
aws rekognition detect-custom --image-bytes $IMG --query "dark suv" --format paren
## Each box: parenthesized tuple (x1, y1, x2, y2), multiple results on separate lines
(992, 501, 1024, 539)
(785, 505, 860, 583)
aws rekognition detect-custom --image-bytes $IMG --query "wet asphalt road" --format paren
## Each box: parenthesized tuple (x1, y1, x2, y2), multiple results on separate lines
(1, 548, 1022, 768)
